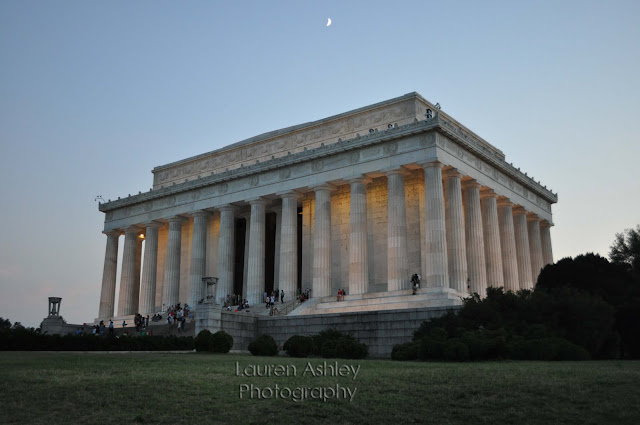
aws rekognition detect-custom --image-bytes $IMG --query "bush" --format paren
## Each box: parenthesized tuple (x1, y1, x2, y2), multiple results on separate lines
(195, 330, 214, 352)
(211, 331, 233, 353)
(248, 334, 278, 356)
(311, 328, 368, 359)
(283, 335, 314, 358)
(391, 341, 419, 361)
(442, 339, 470, 361)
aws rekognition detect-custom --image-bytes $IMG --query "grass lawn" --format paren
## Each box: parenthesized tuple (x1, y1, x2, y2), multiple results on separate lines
(1, 352, 639, 425)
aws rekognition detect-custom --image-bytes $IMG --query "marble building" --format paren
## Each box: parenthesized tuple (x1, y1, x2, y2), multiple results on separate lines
(95, 92, 556, 321)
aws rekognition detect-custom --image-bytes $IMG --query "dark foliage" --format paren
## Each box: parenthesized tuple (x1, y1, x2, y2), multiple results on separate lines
(248, 334, 278, 356)
(311, 328, 368, 359)
(283, 335, 314, 358)
(195, 330, 233, 353)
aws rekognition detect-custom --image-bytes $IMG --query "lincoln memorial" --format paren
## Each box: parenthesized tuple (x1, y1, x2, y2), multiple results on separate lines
(95, 92, 556, 323)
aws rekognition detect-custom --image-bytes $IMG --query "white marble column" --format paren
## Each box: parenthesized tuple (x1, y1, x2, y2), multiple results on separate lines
(422, 162, 449, 288)
(139, 223, 159, 315)
(540, 220, 554, 266)
(242, 213, 251, 299)
(349, 177, 370, 295)
(162, 217, 184, 309)
(444, 168, 467, 292)
(497, 197, 519, 292)
(279, 193, 299, 300)
(512, 206, 532, 289)
(527, 213, 545, 286)
(462, 179, 487, 296)
(313, 185, 333, 298)
(273, 206, 282, 288)
(189, 211, 209, 308)
(216, 205, 235, 302)
(134, 236, 142, 313)
(247, 198, 267, 305)
(480, 189, 504, 289)
(386, 169, 409, 291)
(118, 226, 142, 316)
(98, 231, 120, 318)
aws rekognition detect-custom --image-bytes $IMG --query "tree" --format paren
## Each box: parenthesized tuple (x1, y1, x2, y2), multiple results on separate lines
(609, 225, 640, 274)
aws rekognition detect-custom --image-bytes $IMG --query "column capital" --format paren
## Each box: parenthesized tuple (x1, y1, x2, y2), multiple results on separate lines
(103, 229, 123, 237)
(540, 220, 553, 228)
(497, 196, 513, 207)
(479, 188, 498, 199)
(217, 204, 237, 213)
(190, 210, 211, 218)
(461, 178, 481, 190)
(124, 225, 144, 235)
(382, 167, 410, 177)
(512, 205, 527, 216)
(166, 216, 186, 224)
(247, 197, 269, 206)
(141, 220, 163, 229)
(443, 167, 463, 180)
(346, 175, 372, 185)
(311, 183, 336, 193)
(418, 160, 444, 170)
(277, 190, 302, 200)
(526, 212, 540, 222)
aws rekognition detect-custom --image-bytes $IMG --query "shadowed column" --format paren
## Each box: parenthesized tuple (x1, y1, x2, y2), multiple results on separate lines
(279, 192, 299, 301)
(189, 211, 209, 308)
(118, 226, 142, 316)
(313, 185, 333, 297)
(497, 197, 519, 291)
(444, 168, 467, 292)
(480, 188, 504, 289)
(98, 230, 121, 318)
(139, 223, 159, 315)
(349, 177, 370, 295)
(527, 213, 544, 286)
(386, 169, 409, 291)
(162, 217, 184, 309)
(462, 179, 487, 296)
(513, 206, 532, 289)
(421, 162, 449, 288)
(540, 220, 554, 266)
(216, 205, 236, 303)
(247, 199, 267, 305)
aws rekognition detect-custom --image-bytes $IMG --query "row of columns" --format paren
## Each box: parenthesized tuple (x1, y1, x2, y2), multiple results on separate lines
(98, 161, 554, 319)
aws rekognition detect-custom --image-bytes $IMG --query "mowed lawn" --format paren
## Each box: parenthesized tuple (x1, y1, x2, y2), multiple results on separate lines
(1, 353, 639, 425)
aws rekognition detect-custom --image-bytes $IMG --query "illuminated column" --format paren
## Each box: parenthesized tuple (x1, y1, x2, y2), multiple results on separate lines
(444, 168, 467, 292)
(527, 213, 544, 286)
(386, 169, 409, 291)
(279, 192, 299, 300)
(513, 206, 532, 289)
(189, 211, 209, 308)
(118, 226, 142, 316)
(139, 223, 160, 315)
(422, 162, 449, 288)
(462, 179, 487, 296)
(98, 231, 120, 318)
(313, 185, 333, 297)
(497, 197, 519, 291)
(480, 189, 504, 289)
(540, 220, 554, 266)
(247, 198, 267, 305)
(216, 205, 236, 302)
(349, 177, 370, 295)
(242, 213, 251, 299)
(162, 217, 184, 309)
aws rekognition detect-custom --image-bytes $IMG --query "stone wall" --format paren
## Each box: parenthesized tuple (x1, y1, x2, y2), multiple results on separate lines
(218, 305, 459, 358)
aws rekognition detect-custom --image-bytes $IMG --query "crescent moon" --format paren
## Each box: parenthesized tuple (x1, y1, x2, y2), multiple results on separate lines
(327, 18, 332, 27)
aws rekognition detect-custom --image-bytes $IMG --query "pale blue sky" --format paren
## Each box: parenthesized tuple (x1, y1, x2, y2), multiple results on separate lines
(1, 1, 639, 327)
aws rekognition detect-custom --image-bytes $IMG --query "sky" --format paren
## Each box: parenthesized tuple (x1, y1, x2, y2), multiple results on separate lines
(1, 1, 639, 327)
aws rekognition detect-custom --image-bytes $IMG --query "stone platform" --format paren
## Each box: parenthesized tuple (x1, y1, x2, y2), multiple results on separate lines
(289, 287, 465, 316)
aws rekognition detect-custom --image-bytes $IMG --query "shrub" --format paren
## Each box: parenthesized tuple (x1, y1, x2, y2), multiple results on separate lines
(391, 341, 419, 361)
(283, 335, 314, 358)
(442, 339, 470, 361)
(211, 331, 233, 353)
(194, 330, 214, 352)
(311, 328, 368, 359)
(248, 334, 278, 356)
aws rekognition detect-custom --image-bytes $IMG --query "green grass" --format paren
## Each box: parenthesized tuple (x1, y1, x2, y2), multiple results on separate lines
(1, 353, 639, 425)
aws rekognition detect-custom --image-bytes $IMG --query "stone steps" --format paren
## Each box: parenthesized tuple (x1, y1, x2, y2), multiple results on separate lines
(314, 298, 461, 314)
